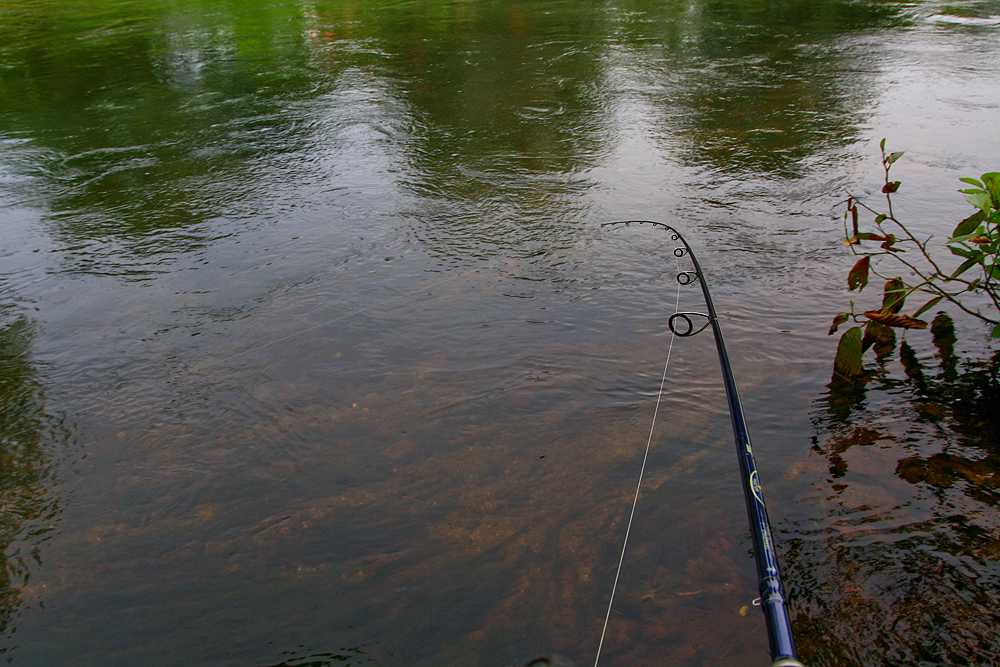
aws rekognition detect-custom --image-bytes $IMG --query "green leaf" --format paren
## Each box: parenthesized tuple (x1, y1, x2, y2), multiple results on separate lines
(949, 244, 977, 259)
(981, 172, 1000, 205)
(951, 210, 985, 237)
(886, 151, 904, 165)
(912, 295, 943, 318)
(847, 256, 871, 291)
(874, 213, 887, 224)
(828, 312, 850, 335)
(834, 327, 865, 379)
(959, 176, 984, 188)
(962, 188, 992, 214)
(882, 277, 907, 313)
(992, 323, 1000, 338)
(879, 137, 886, 152)
(950, 256, 979, 279)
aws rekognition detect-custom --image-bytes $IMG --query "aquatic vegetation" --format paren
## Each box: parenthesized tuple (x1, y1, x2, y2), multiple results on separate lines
(0, 314, 71, 641)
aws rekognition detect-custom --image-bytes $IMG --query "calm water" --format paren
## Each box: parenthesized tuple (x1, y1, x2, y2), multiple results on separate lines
(1, 0, 999, 665)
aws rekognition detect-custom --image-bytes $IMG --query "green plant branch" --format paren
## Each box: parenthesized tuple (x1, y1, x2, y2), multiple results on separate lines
(831, 142, 1000, 369)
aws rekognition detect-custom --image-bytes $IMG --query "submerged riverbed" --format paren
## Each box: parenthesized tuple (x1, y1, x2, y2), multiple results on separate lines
(1, 0, 999, 665)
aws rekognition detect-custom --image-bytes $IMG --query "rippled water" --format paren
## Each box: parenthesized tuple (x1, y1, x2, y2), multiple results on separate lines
(1, 0, 999, 665)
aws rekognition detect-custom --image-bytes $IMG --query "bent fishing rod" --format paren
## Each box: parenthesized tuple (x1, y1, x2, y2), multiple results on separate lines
(599, 220, 802, 667)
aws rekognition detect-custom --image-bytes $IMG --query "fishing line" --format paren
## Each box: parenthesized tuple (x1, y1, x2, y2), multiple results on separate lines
(593, 252, 682, 667)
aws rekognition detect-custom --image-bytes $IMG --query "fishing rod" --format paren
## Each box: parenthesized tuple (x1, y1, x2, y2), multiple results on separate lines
(601, 220, 802, 667)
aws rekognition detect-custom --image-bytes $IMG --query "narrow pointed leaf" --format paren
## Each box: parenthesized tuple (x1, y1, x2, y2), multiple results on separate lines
(912, 296, 943, 318)
(950, 256, 979, 279)
(959, 177, 984, 188)
(882, 278, 907, 313)
(949, 245, 976, 259)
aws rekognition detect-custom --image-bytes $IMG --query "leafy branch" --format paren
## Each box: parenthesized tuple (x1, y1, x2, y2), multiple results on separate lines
(830, 140, 1000, 379)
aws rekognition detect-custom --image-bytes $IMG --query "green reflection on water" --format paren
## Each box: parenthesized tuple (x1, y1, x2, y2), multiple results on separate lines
(0, 311, 69, 639)
(0, 0, 907, 253)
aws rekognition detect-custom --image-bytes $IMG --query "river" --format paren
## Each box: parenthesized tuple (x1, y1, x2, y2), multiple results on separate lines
(1, 0, 999, 665)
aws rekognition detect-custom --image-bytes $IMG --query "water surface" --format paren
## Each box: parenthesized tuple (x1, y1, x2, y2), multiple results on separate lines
(1, 0, 999, 664)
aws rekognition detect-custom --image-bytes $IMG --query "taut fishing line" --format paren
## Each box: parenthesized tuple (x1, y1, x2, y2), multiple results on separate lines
(592, 244, 682, 667)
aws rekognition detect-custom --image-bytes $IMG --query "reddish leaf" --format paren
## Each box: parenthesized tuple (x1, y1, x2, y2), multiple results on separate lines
(882, 181, 901, 194)
(862, 320, 896, 357)
(857, 232, 888, 242)
(863, 310, 928, 329)
(848, 256, 871, 291)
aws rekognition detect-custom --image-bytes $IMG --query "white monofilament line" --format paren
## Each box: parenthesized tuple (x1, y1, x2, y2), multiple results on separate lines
(593, 279, 682, 667)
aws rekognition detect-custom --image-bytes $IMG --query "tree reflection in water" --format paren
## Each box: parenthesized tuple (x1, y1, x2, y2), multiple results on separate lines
(0, 309, 71, 647)
(789, 313, 999, 666)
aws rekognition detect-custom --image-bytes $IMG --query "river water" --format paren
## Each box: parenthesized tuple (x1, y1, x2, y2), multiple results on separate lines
(1, 0, 999, 665)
